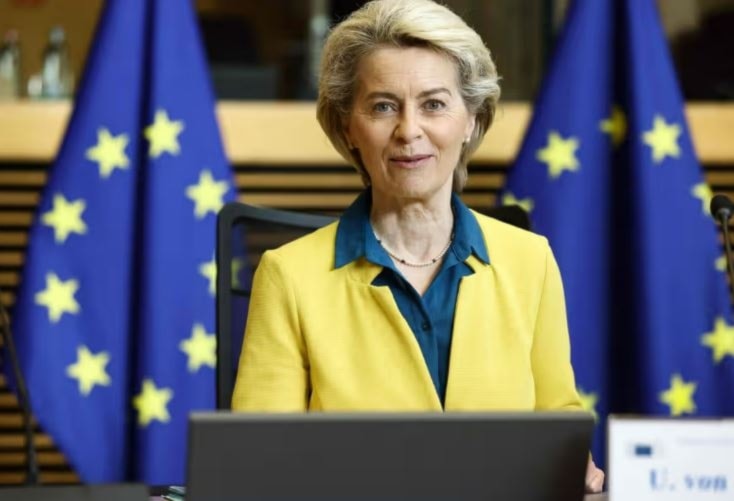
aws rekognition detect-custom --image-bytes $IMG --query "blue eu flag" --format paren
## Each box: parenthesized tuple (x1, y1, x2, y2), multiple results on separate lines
(10, 0, 235, 484)
(501, 0, 734, 463)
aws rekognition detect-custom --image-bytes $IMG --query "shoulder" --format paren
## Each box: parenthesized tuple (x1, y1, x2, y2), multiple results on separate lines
(259, 221, 339, 276)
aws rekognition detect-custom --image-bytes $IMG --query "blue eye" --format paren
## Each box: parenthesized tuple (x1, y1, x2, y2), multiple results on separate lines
(373, 102, 395, 113)
(424, 99, 446, 111)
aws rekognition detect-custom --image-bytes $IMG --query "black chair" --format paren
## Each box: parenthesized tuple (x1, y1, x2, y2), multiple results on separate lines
(215, 201, 530, 409)
(215, 203, 337, 409)
(480, 204, 532, 232)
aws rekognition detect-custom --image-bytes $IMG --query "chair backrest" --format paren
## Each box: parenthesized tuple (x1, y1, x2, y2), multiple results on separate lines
(215, 201, 530, 409)
(482, 204, 532, 231)
(216, 202, 337, 409)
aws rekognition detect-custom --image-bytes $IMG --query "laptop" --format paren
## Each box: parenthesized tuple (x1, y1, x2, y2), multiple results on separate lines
(186, 411, 594, 501)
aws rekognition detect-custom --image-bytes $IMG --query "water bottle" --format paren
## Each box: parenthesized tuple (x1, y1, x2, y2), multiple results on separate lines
(0, 30, 21, 99)
(40, 26, 73, 99)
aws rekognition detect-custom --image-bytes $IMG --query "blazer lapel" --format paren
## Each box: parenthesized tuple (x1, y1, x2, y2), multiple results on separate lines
(369, 286, 443, 409)
(346, 258, 442, 410)
(444, 256, 491, 409)
(444, 255, 535, 410)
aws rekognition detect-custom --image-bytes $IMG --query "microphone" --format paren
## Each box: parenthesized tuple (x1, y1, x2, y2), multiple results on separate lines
(711, 194, 734, 220)
(710, 194, 734, 293)
(0, 288, 39, 484)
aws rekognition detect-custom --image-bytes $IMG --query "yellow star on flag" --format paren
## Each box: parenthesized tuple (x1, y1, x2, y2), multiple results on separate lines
(40, 193, 87, 243)
(536, 131, 580, 179)
(144, 108, 184, 158)
(691, 183, 713, 215)
(231, 257, 246, 289)
(716, 255, 727, 272)
(85, 128, 130, 178)
(133, 379, 173, 427)
(66, 345, 111, 396)
(599, 106, 627, 147)
(577, 387, 599, 421)
(502, 192, 535, 213)
(659, 374, 697, 416)
(701, 316, 734, 364)
(199, 256, 216, 296)
(642, 115, 681, 164)
(179, 323, 217, 372)
(34, 272, 80, 323)
(185, 170, 229, 219)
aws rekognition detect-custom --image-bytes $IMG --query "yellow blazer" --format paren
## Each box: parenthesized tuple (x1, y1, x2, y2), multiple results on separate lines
(232, 211, 582, 412)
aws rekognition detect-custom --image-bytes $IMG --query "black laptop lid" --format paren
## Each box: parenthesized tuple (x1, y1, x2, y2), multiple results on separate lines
(186, 412, 593, 501)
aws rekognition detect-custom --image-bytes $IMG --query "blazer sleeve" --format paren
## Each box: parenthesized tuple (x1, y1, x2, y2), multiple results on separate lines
(231, 250, 310, 411)
(531, 243, 583, 411)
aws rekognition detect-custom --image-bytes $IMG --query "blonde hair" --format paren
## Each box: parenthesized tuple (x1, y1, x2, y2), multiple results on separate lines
(316, 0, 500, 191)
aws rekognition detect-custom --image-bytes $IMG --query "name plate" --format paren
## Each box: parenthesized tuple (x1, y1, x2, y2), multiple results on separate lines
(609, 417, 733, 500)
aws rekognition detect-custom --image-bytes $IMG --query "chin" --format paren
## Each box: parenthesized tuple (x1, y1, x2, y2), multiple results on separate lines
(385, 183, 445, 202)
(372, 171, 454, 203)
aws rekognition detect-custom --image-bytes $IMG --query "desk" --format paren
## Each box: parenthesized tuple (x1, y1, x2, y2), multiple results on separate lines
(151, 492, 609, 500)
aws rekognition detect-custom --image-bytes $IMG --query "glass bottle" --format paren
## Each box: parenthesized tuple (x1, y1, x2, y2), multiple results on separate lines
(40, 26, 74, 99)
(0, 30, 21, 99)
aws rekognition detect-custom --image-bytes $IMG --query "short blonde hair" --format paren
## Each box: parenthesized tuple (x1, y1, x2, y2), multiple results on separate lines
(317, 0, 500, 191)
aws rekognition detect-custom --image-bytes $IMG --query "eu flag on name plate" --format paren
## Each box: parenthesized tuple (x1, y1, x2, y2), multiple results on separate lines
(501, 0, 734, 464)
(9, 0, 235, 484)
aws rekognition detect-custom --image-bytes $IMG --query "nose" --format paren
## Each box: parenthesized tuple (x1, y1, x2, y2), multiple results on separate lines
(393, 107, 423, 143)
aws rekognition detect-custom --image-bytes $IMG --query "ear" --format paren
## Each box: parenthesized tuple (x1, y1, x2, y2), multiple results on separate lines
(464, 113, 477, 142)
(343, 121, 355, 150)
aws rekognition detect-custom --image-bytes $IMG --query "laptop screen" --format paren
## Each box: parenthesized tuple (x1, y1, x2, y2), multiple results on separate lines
(186, 411, 593, 501)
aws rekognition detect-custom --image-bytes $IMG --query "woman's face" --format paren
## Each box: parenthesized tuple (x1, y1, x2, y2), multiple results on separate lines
(345, 46, 476, 203)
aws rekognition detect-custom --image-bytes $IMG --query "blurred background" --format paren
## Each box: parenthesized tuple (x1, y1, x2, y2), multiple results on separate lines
(0, 0, 733, 485)
(2, 0, 734, 101)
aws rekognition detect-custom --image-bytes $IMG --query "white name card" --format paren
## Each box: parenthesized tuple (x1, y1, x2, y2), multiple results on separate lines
(609, 417, 734, 500)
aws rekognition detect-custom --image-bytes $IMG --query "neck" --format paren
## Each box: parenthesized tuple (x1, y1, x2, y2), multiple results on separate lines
(369, 188, 454, 264)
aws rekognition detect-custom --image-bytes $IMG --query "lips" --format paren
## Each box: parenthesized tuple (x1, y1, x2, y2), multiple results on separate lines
(389, 154, 432, 168)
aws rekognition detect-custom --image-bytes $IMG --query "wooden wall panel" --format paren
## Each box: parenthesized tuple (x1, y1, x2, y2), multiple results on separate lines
(3, 102, 734, 165)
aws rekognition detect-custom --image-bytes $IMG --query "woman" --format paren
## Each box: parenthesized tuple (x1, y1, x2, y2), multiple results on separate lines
(232, 0, 604, 492)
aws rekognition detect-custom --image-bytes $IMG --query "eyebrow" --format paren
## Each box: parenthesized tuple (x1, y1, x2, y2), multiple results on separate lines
(364, 87, 453, 101)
